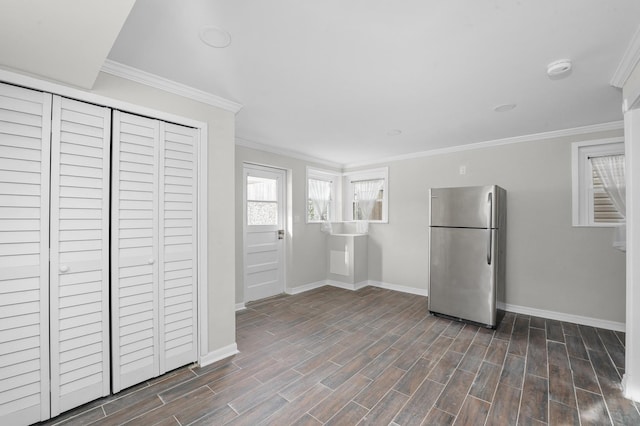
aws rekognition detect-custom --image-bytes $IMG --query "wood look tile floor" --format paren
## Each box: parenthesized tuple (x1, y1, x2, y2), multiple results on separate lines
(41, 286, 640, 426)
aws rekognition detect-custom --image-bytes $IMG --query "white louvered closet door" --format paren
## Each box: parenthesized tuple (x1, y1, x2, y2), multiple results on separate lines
(159, 122, 198, 373)
(111, 111, 160, 392)
(0, 83, 51, 425)
(49, 96, 111, 415)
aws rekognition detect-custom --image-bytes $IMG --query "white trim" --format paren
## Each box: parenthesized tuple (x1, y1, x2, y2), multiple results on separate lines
(235, 303, 246, 311)
(624, 108, 640, 402)
(199, 343, 239, 368)
(198, 125, 209, 362)
(101, 60, 243, 113)
(286, 281, 326, 295)
(287, 279, 427, 296)
(236, 137, 343, 169)
(0, 68, 207, 129)
(611, 25, 640, 88)
(367, 280, 429, 297)
(501, 303, 625, 332)
(344, 121, 625, 169)
(326, 280, 370, 291)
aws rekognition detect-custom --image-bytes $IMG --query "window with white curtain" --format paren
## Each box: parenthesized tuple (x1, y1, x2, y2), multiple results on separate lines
(572, 139, 625, 227)
(345, 167, 389, 223)
(306, 168, 339, 223)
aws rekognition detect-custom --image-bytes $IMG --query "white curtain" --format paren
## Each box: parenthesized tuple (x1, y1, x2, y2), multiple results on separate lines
(309, 179, 332, 233)
(354, 179, 383, 234)
(591, 154, 626, 251)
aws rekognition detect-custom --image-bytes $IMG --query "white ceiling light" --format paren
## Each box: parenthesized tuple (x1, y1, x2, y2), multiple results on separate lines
(547, 59, 572, 77)
(386, 129, 402, 136)
(198, 25, 231, 48)
(494, 103, 516, 113)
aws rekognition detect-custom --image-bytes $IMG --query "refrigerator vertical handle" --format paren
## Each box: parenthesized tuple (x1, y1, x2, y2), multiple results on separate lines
(487, 192, 492, 265)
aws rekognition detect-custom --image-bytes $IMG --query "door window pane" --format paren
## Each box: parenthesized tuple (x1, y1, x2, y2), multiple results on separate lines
(247, 176, 278, 225)
(247, 202, 277, 225)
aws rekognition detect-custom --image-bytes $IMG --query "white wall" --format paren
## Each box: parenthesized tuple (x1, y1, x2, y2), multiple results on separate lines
(349, 130, 627, 323)
(235, 146, 340, 303)
(90, 72, 237, 353)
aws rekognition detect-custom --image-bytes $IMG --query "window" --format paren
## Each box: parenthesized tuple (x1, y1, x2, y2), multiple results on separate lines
(345, 167, 389, 223)
(572, 139, 625, 226)
(306, 168, 339, 223)
(247, 176, 278, 225)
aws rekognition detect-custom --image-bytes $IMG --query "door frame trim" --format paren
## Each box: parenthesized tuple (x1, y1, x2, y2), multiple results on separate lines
(0, 68, 210, 367)
(242, 162, 287, 303)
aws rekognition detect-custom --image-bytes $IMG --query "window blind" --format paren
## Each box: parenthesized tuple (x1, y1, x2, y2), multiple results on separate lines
(592, 167, 624, 223)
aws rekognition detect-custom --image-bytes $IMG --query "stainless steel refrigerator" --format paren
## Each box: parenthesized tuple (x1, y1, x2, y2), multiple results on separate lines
(428, 185, 506, 328)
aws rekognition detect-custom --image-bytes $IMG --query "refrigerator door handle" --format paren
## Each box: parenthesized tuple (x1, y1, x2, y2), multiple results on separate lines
(487, 192, 492, 265)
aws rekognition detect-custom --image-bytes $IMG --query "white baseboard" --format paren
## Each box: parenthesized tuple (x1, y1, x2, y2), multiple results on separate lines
(622, 374, 640, 402)
(286, 281, 326, 295)
(199, 343, 239, 367)
(502, 302, 625, 332)
(235, 303, 246, 311)
(367, 280, 428, 297)
(326, 280, 369, 291)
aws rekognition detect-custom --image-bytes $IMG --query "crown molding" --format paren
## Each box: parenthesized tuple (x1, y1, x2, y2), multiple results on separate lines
(343, 121, 624, 169)
(611, 25, 640, 88)
(100, 59, 243, 113)
(235, 136, 343, 169)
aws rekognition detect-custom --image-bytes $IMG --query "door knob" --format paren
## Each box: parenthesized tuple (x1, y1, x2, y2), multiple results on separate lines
(277, 230, 285, 240)
(148, 258, 155, 264)
(59, 265, 69, 273)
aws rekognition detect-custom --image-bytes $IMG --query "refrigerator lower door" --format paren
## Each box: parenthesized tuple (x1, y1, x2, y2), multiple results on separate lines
(429, 227, 498, 327)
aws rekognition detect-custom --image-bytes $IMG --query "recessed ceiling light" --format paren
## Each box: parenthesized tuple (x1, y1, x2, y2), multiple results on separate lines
(494, 104, 516, 113)
(198, 25, 232, 48)
(547, 59, 572, 77)
(386, 129, 402, 136)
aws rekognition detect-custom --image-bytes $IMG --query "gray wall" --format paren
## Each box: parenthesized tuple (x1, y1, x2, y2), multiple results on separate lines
(236, 129, 627, 324)
(235, 146, 340, 303)
(353, 130, 626, 323)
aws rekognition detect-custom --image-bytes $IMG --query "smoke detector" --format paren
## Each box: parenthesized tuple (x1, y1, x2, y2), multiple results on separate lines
(547, 59, 572, 77)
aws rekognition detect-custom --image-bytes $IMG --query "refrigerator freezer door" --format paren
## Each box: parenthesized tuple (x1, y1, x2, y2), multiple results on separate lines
(429, 227, 498, 326)
(430, 185, 497, 229)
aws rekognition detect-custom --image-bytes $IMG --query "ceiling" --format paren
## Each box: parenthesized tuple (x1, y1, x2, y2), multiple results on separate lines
(0, 0, 135, 89)
(108, 0, 640, 166)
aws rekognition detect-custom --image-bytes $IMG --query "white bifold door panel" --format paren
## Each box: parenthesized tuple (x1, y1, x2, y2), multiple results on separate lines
(0, 83, 52, 424)
(49, 96, 111, 416)
(112, 112, 197, 392)
(111, 111, 160, 392)
(159, 122, 198, 374)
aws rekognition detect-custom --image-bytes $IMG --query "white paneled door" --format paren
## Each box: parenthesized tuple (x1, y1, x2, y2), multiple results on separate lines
(112, 112, 198, 392)
(243, 164, 286, 302)
(0, 83, 51, 424)
(49, 96, 111, 416)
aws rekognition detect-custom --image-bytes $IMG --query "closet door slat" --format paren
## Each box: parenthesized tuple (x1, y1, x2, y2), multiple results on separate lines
(159, 123, 198, 373)
(49, 96, 111, 416)
(0, 82, 51, 425)
(111, 111, 160, 393)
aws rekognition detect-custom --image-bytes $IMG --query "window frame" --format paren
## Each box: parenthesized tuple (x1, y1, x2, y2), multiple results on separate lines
(571, 138, 625, 227)
(344, 167, 389, 223)
(306, 167, 340, 223)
